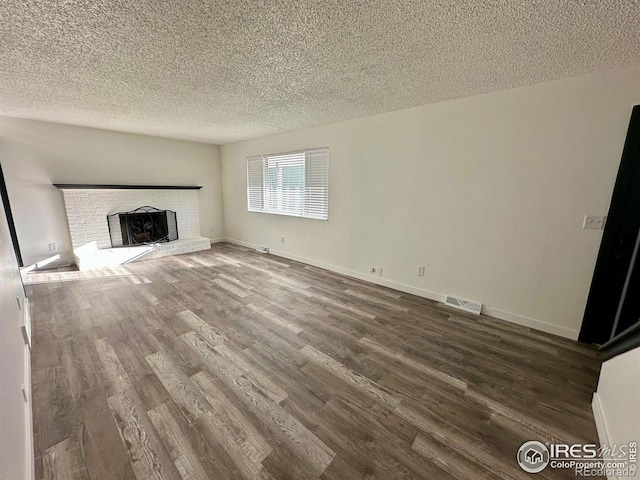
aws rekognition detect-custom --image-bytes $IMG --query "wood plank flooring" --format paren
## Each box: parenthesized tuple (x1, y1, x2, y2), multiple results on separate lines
(25, 243, 602, 479)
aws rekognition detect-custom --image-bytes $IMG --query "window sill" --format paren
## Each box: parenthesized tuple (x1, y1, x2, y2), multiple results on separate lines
(248, 209, 328, 221)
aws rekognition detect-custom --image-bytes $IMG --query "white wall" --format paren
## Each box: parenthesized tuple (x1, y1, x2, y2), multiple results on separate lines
(0, 117, 223, 266)
(221, 65, 640, 339)
(0, 188, 32, 479)
(593, 346, 640, 474)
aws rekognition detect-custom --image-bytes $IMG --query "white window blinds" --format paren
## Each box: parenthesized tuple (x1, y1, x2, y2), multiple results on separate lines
(247, 148, 329, 220)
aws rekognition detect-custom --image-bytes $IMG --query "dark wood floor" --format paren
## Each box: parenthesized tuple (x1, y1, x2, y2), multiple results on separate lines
(26, 242, 602, 479)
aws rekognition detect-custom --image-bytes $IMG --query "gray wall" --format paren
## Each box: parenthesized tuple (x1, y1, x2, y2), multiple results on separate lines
(0, 184, 31, 478)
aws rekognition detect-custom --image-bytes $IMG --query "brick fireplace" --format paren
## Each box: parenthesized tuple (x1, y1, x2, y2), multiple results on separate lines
(57, 184, 211, 270)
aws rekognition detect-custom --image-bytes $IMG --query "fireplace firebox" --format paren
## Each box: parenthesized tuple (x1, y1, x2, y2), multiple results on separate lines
(107, 206, 178, 247)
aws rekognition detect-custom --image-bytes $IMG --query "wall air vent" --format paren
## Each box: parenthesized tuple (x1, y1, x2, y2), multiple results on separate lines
(444, 295, 482, 315)
(256, 246, 269, 254)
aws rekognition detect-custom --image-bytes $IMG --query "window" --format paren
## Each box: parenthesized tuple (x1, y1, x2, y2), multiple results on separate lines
(247, 148, 329, 220)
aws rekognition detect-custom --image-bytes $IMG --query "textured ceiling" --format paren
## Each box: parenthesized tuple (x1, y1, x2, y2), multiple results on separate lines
(1, 1, 639, 144)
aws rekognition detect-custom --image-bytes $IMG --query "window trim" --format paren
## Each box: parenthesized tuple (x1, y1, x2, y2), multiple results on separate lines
(246, 147, 329, 221)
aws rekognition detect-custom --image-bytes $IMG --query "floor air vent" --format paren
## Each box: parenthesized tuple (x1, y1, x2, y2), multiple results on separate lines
(444, 295, 482, 315)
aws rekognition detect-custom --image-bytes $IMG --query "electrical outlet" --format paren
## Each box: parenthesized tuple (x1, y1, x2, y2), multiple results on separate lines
(281, 237, 285, 243)
(417, 266, 425, 276)
(368, 266, 376, 274)
(376, 268, 383, 276)
(48, 243, 57, 252)
(583, 215, 605, 230)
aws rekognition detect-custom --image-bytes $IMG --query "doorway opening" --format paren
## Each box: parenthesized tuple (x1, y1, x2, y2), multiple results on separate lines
(580, 105, 640, 347)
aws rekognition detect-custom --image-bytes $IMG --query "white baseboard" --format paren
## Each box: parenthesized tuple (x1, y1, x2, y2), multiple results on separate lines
(481, 305, 578, 340)
(209, 237, 226, 244)
(221, 237, 579, 340)
(22, 297, 35, 480)
(592, 393, 611, 447)
(592, 393, 618, 480)
(24, 343, 34, 480)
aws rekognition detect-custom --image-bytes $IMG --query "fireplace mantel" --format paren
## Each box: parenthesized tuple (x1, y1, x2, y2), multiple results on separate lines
(54, 184, 203, 190)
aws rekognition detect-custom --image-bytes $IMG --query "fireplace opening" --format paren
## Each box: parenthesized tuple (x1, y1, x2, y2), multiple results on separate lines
(107, 206, 178, 247)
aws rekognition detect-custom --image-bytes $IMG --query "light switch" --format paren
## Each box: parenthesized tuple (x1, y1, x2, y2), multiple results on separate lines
(583, 215, 605, 230)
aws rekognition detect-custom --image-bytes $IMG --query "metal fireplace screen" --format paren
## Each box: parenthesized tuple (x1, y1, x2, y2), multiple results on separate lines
(107, 206, 178, 247)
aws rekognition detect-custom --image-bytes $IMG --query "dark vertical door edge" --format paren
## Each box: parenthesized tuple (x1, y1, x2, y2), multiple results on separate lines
(0, 163, 23, 267)
(580, 105, 640, 344)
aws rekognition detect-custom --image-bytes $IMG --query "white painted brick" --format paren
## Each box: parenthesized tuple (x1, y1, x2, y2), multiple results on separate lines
(73, 236, 211, 270)
(61, 189, 202, 249)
